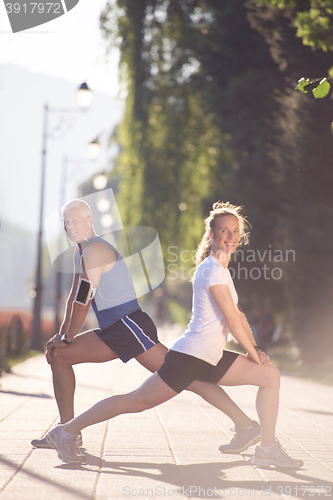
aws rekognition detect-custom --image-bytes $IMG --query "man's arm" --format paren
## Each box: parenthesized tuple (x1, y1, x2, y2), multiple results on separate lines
(45, 249, 80, 362)
(45, 294, 92, 364)
(46, 242, 116, 363)
(58, 271, 80, 337)
(64, 241, 117, 341)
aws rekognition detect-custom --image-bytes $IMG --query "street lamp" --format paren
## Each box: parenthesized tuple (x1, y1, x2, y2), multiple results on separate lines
(87, 136, 101, 160)
(93, 171, 108, 190)
(77, 82, 94, 109)
(31, 82, 93, 351)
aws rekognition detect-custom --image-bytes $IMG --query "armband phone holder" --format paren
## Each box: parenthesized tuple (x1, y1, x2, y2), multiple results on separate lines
(74, 278, 96, 306)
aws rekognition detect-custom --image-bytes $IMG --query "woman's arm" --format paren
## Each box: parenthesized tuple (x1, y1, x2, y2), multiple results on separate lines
(238, 307, 256, 346)
(237, 308, 271, 364)
(209, 284, 262, 364)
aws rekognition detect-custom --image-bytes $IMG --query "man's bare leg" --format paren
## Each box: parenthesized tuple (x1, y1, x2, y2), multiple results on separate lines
(50, 330, 118, 423)
(51, 339, 254, 427)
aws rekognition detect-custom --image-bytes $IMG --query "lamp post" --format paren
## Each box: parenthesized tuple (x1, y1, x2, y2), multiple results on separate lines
(31, 83, 93, 351)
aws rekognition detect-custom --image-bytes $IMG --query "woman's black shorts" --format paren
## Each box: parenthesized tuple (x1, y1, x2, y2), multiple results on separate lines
(157, 349, 239, 393)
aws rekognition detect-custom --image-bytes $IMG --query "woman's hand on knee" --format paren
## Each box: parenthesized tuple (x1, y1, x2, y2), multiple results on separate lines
(246, 349, 271, 365)
(258, 350, 271, 365)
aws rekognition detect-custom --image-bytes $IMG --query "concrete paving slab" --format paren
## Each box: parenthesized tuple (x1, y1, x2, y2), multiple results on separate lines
(0, 346, 332, 500)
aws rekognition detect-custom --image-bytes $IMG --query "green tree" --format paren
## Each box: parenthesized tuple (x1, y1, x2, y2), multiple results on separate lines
(255, 0, 333, 52)
(101, 0, 284, 264)
(247, 0, 333, 362)
(101, 0, 234, 253)
(100, 0, 333, 362)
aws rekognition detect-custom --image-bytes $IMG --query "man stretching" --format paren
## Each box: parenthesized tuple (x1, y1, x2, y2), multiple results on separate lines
(31, 199, 260, 454)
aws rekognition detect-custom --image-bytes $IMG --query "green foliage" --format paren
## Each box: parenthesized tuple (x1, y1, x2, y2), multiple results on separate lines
(101, 0, 237, 254)
(255, 0, 333, 52)
(295, 77, 311, 93)
(100, 0, 333, 363)
(294, 5, 333, 52)
(296, 77, 331, 98)
(247, 0, 333, 362)
(101, 0, 284, 255)
(312, 78, 331, 98)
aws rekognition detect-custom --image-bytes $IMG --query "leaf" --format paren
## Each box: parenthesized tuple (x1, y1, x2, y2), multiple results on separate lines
(312, 79, 331, 99)
(295, 77, 310, 93)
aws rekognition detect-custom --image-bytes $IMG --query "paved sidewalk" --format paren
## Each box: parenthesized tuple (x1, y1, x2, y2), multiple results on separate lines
(0, 335, 332, 499)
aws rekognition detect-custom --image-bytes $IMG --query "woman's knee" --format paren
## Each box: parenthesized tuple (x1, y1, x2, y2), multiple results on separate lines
(262, 364, 280, 389)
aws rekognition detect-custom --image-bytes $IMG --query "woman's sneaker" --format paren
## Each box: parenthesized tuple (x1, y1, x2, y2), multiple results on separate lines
(219, 421, 260, 454)
(252, 440, 303, 469)
(31, 430, 83, 449)
(45, 425, 84, 464)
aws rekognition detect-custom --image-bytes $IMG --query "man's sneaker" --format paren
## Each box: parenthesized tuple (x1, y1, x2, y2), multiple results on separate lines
(31, 430, 83, 449)
(219, 421, 260, 454)
(45, 425, 84, 464)
(252, 440, 303, 469)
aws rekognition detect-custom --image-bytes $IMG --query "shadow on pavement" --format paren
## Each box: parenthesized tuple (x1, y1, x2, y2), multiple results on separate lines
(0, 390, 52, 399)
(65, 452, 333, 498)
(0, 454, 90, 499)
(301, 409, 333, 416)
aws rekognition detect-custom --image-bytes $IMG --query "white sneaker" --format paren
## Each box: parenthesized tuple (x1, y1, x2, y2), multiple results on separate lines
(46, 425, 84, 464)
(252, 440, 303, 469)
(219, 421, 260, 454)
(31, 430, 83, 449)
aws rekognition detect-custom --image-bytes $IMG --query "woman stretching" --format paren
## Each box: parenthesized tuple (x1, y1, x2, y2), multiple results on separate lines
(46, 202, 303, 469)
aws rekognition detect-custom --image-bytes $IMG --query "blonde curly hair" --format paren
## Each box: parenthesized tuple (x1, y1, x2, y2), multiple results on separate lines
(195, 201, 250, 269)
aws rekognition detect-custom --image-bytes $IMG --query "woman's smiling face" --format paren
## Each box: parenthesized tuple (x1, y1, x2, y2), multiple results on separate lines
(211, 214, 240, 255)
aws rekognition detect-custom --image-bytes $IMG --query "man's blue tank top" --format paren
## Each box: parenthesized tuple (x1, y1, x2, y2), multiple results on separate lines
(76, 235, 140, 329)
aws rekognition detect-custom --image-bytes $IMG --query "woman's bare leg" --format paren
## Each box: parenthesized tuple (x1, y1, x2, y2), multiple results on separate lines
(136, 344, 253, 427)
(63, 372, 177, 435)
(218, 354, 280, 446)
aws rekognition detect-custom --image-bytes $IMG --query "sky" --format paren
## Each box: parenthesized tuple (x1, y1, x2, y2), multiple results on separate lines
(0, 0, 120, 96)
(0, 0, 126, 308)
(0, 0, 124, 233)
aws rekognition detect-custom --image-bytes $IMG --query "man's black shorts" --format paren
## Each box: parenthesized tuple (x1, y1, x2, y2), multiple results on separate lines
(157, 349, 239, 393)
(94, 309, 159, 363)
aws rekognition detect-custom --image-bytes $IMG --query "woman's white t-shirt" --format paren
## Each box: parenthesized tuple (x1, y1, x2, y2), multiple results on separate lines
(171, 255, 238, 365)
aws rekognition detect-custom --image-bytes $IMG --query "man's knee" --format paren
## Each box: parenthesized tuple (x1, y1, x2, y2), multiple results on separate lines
(50, 348, 73, 368)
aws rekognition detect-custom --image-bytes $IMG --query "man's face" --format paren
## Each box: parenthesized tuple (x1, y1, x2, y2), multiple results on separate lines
(63, 207, 91, 243)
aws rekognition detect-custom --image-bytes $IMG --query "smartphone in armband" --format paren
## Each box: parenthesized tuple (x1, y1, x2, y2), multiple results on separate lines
(74, 278, 96, 306)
